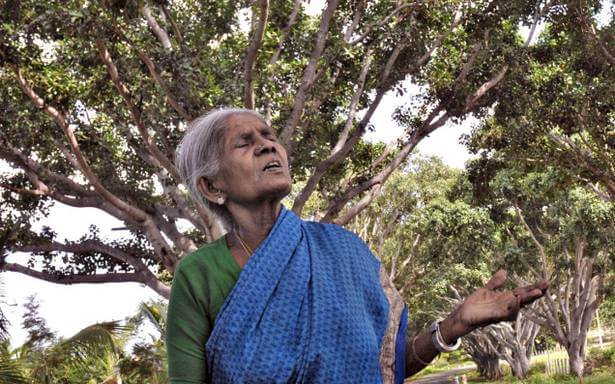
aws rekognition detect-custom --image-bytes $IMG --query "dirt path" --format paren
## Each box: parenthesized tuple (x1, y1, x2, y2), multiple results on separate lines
(405, 365, 475, 384)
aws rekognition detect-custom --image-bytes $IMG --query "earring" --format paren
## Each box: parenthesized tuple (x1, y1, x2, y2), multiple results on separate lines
(217, 195, 225, 205)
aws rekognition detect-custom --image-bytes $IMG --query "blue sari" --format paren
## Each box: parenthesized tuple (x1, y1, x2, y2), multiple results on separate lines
(206, 207, 407, 383)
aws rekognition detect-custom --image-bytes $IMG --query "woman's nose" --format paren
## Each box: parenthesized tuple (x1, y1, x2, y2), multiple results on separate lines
(254, 140, 276, 155)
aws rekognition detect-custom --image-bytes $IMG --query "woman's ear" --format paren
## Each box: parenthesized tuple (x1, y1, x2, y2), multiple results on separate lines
(197, 178, 226, 205)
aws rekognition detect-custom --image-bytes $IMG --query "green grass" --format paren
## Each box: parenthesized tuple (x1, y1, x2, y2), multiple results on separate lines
(410, 352, 474, 378)
(466, 372, 615, 383)
(463, 345, 615, 383)
(412, 345, 615, 383)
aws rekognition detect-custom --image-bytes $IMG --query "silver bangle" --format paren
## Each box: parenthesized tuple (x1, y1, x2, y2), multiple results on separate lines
(430, 320, 461, 353)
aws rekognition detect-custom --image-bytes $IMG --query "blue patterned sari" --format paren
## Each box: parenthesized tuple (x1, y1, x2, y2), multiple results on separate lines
(206, 207, 407, 383)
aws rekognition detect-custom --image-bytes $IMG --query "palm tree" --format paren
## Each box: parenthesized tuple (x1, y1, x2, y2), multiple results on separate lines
(0, 341, 28, 384)
(0, 276, 27, 384)
(119, 301, 168, 384)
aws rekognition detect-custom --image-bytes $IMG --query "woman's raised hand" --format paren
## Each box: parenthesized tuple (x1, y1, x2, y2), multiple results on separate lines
(445, 270, 549, 340)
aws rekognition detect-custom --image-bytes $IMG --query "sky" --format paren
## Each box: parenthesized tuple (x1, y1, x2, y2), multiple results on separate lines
(5, 0, 584, 348)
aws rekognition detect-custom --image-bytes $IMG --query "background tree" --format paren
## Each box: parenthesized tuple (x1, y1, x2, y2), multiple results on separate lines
(516, 188, 613, 377)
(118, 301, 167, 384)
(465, 0, 614, 201)
(0, 278, 27, 384)
(468, 167, 614, 377)
(348, 155, 496, 329)
(9, 299, 168, 383)
(446, 289, 540, 379)
(0, 0, 559, 296)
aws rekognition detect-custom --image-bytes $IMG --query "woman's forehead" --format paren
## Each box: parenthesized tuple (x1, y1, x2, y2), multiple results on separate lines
(225, 113, 269, 136)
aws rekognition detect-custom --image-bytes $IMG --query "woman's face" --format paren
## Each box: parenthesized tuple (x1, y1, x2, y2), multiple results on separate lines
(212, 113, 291, 206)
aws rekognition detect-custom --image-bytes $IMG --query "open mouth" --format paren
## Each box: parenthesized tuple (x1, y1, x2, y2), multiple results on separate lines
(263, 160, 282, 171)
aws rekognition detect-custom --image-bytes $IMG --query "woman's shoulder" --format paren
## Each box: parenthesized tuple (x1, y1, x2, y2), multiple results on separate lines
(174, 235, 231, 276)
(303, 220, 365, 243)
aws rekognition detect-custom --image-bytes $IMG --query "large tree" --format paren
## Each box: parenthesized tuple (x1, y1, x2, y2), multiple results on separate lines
(0, 0, 560, 296)
(515, 188, 613, 377)
(347, 155, 497, 330)
(466, 0, 614, 201)
(470, 167, 614, 377)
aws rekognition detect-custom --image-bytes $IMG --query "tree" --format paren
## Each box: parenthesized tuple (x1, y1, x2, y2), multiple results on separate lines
(514, 188, 614, 377)
(470, 166, 615, 378)
(0, 278, 27, 384)
(465, 0, 615, 201)
(21, 295, 56, 350)
(447, 288, 540, 379)
(18, 299, 130, 383)
(0, 341, 27, 384)
(0, 0, 561, 295)
(348, 155, 499, 330)
(347, 155, 549, 379)
(119, 301, 168, 384)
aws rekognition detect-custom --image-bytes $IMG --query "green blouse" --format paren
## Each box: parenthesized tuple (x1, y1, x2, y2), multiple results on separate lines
(166, 236, 241, 384)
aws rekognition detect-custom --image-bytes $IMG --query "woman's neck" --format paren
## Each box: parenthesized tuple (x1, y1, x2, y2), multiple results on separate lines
(227, 201, 281, 251)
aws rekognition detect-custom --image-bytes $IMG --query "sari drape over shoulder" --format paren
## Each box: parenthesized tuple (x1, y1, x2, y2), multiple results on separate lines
(205, 207, 407, 383)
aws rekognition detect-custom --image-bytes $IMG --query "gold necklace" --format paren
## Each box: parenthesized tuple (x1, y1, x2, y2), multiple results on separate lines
(234, 229, 253, 258)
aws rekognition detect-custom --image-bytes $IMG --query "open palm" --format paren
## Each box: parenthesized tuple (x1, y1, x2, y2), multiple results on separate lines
(453, 270, 549, 331)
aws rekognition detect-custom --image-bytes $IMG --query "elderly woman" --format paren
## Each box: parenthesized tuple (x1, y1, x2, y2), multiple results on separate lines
(167, 108, 548, 384)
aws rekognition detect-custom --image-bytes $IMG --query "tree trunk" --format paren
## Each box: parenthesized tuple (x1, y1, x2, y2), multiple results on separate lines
(509, 351, 531, 379)
(567, 341, 586, 377)
(475, 355, 503, 380)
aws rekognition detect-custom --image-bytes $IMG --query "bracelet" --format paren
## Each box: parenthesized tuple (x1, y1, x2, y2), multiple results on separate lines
(411, 336, 432, 366)
(430, 320, 461, 353)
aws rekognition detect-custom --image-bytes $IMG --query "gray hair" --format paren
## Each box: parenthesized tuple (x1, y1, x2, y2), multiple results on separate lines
(175, 108, 265, 229)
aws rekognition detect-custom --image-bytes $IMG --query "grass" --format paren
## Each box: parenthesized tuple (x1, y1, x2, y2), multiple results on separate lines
(466, 372, 615, 383)
(463, 345, 615, 383)
(411, 345, 615, 383)
(410, 351, 474, 378)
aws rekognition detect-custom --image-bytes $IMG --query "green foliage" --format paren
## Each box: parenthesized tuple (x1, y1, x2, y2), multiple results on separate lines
(465, 1, 615, 201)
(349, 155, 497, 329)
(0, 0, 568, 293)
(0, 341, 27, 384)
(21, 295, 55, 349)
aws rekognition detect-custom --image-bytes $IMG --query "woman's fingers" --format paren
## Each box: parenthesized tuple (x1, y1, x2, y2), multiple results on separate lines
(484, 269, 508, 290)
(513, 280, 549, 306)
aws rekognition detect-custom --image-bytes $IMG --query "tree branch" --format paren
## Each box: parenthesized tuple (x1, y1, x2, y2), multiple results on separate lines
(141, 57, 191, 122)
(95, 38, 180, 180)
(159, 4, 184, 45)
(2, 262, 170, 298)
(279, 0, 340, 147)
(512, 203, 549, 280)
(322, 106, 448, 223)
(291, 52, 373, 213)
(292, 33, 412, 215)
(140, 3, 172, 50)
(244, 0, 269, 109)
(347, 2, 418, 45)
(1, 56, 178, 269)
(414, 2, 464, 67)
(576, 5, 615, 65)
(343, 0, 366, 43)
(463, 65, 509, 112)
(269, 0, 301, 66)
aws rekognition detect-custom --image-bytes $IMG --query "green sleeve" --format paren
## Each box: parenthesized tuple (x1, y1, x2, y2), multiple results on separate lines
(167, 264, 212, 384)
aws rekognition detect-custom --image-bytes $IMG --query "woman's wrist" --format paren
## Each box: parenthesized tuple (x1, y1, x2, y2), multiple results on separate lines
(439, 313, 472, 345)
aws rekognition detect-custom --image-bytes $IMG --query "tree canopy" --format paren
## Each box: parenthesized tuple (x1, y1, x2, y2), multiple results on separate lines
(0, 0, 557, 296)
(0, 0, 611, 298)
